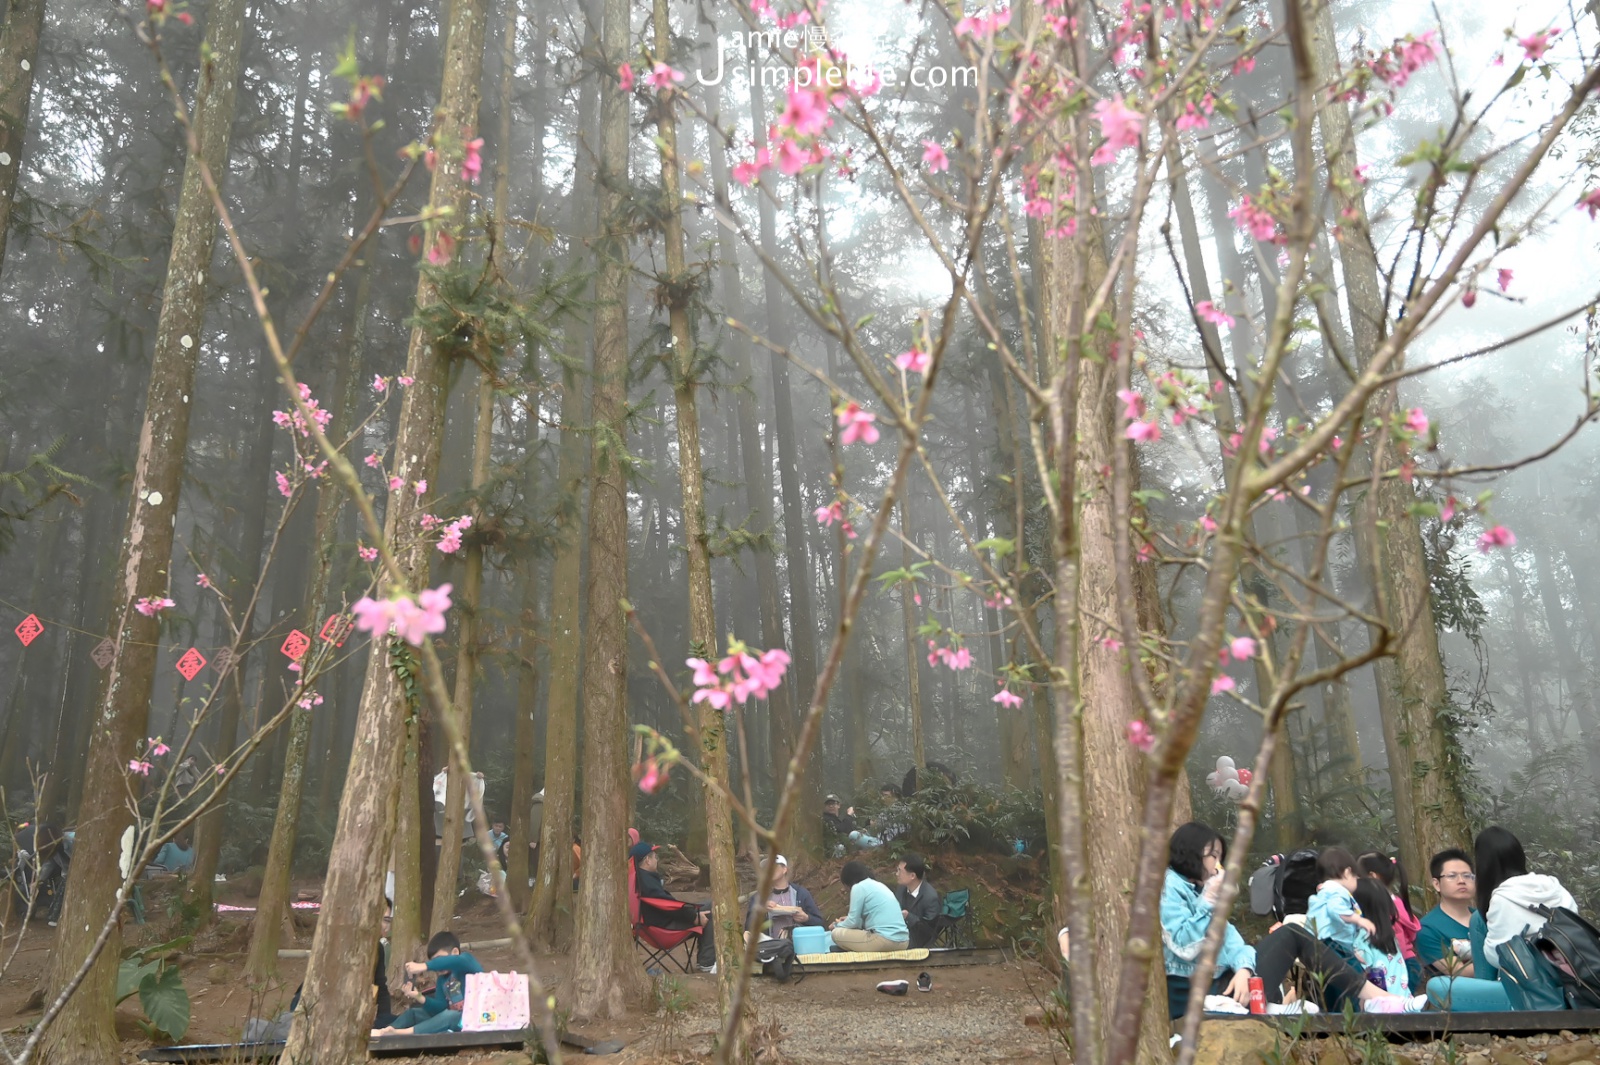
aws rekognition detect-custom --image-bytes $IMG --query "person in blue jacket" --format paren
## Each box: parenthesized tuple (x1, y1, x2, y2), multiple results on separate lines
(374, 931, 483, 1036)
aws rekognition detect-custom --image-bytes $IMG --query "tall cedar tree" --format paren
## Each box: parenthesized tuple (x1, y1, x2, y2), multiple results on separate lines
(0, 0, 45, 280)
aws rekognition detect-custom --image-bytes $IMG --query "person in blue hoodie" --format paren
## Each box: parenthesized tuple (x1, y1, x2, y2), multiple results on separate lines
(373, 931, 483, 1036)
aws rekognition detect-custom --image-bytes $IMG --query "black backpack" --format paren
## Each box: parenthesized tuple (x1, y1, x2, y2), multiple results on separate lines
(1249, 850, 1320, 921)
(1534, 906, 1600, 1008)
(756, 938, 804, 983)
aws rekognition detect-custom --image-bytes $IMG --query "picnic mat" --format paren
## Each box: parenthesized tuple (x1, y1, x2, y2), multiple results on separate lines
(797, 948, 931, 966)
(214, 902, 320, 912)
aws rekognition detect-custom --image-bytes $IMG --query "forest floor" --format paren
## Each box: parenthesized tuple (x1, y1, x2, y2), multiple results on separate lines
(0, 861, 1596, 1064)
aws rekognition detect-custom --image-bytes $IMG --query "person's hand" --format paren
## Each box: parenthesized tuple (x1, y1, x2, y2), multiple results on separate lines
(846, 807, 854, 816)
(1356, 917, 1377, 936)
(404, 960, 426, 977)
(1225, 968, 1253, 1006)
(902, 909, 910, 919)
(1200, 869, 1224, 905)
(1452, 938, 1473, 961)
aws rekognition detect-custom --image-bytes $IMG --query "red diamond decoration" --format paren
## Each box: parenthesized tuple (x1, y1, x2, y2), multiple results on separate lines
(91, 637, 116, 669)
(211, 647, 235, 673)
(318, 613, 353, 647)
(14, 614, 43, 647)
(176, 648, 207, 681)
(280, 629, 311, 662)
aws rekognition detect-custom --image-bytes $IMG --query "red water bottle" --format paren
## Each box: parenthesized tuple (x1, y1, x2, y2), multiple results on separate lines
(1248, 977, 1266, 1014)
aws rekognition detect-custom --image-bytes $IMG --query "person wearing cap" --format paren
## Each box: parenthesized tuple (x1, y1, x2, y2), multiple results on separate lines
(631, 841, 718, 972)
(822, 795, 857, 836)
(743, 855, 824, 939)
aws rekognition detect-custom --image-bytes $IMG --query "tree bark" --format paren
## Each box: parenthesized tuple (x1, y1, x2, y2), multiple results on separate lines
(38, 0, 248, 1057)
(282, 0, 487, 1055)
(569, 0, 643, 1020)
(0, 0, 44, 280)
(899, 496, 926, 770)
(508, 550, 540, 914)
(1533, 541, 1600, 771)
(1308, 0, 1470, 892)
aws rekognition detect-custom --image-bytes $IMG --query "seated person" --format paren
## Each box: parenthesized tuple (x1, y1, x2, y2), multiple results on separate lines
(282, 898, 394, 1037)
(828, 860, 909, 953)
(743, 854, 824, 939)
(1427, 827, 1575, 1012)
(1161, 823, 1423, 1017)
(152, 835, 195, 875)
(632, 841, 717, 972)
(373, 930, 482, 1036)
(822, 795, 857, 837)
(894, 853, 942, 948)
(1415, 848, 1481, 983)
(848, 785, 905, 850)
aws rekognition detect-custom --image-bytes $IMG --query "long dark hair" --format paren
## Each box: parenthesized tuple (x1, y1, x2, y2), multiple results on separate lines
(1357, 851, 1413, 915)
(1168, 822, 1225, 885)
(1353, 878, 1398, 955)
(1474, 826, 1528, 916)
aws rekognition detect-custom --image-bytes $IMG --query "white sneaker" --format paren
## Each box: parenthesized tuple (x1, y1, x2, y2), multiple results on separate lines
(1267, 1001, 1319, 1015)
(699, 963, 717, 975)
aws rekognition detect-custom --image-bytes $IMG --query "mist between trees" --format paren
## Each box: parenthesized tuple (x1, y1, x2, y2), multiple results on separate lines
(0, 0, 1598, 1062)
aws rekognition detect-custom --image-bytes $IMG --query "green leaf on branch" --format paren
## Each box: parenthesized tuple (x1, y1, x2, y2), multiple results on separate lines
(333, 33, 360, 82)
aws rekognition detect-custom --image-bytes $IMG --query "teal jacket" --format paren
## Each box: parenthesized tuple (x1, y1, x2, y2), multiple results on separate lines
(1160, 869, 1256, 977)
(838, 879, 909, 943)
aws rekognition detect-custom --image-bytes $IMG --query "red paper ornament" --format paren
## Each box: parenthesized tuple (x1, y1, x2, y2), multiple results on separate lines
(280, 629, 311, 661)
(14, 614, 43, 647)
(91, 637, 116, 669)
(318, 613, 353, 647)
(176, 648, 207, 681)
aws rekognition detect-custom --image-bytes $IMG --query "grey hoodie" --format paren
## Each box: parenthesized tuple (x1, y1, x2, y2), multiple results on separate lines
(1484, 873, 1577, 957)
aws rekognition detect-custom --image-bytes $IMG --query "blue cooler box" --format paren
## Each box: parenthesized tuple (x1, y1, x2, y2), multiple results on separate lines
(792, 926, 832, 955)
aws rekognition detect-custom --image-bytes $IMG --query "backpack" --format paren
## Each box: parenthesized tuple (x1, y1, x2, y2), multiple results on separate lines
(1496, 931, 1569, 1011)
(1249, 850, 1319, 920)
(756, 938, 803, 984)
(1533, 905, 1600, 1008)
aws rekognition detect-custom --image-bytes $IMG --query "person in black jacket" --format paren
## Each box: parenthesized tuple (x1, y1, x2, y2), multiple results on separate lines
(894, 853, 942, 948)
(632, 841, 717, 972)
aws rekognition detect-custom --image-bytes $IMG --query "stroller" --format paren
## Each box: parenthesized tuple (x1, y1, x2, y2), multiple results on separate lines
(6, 824, 70, 925)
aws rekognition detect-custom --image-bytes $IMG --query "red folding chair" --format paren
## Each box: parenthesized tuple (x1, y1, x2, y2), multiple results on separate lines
(628, 858, 703, 973)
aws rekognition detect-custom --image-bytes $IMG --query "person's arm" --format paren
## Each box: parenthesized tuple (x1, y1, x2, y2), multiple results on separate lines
(838, 885, 865, 930)
(1339, 909, 1378, 936)
(1159, 874, 1214, 960)
(912, 886, 941, 926)
(795, 886, 825, 926)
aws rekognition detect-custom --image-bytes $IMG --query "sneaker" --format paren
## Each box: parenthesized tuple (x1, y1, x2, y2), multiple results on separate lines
(876, 979, 909, 996)
(917, 972, 932, 992)
(699, 963, 717, 975)
(1266, 1001, 1319, 1015)
(1362, 994, 1429, 1014)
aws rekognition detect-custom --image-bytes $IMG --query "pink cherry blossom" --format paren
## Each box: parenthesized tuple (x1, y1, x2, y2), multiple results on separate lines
(1211, 673, 1237, 695)
(1461, 289, 1478, 308)
(389, 476, 404, 491)
(1126, 720, 1155, 752)
(352, 584, 453, 647)
(276, 471, 293, 498)
(1199, 515, 1218, 533)
(1581, 189, 1600, 220)
(1405, 408, 1429, 436)
(732, 148, 771, 186)
(644, 63, 686, 90)
(1371, 31, 1439, 88)
(296, 692, 324, 710)
(414, 479, 428, 496)
(922, 140, 949, 173)
(815, 501, 845, 527)
(373, 375, 387, 393)
(461, 137, 484, 184)
(1116, 388, 1145, 420)
(196, 573, 211, 589)
(1497, 268, 1513, 292)
(134, 596, 176, 617)
(128, 759, 153, 776)
(635, 757, 668, 794)
(1229, 196, 1278, 243)
(365, 453, 382, 469)
(1195, 300, 1235, 328)
(781, 86, 829, 137)
(1518, 27, 1558, 62)
(1229, 636, 1257, 660)
(837, 402, 879, 445)
(1125, 418, 1161, 443)
(896, 347, 931, 374)
(1091, 95, 1144, 165)
(955, 8, 1011, 38)
(427, 231, 455, 265)
(618, 63, 634, 92)
(359, 545, 379, 562)
(775, 137, 810, 176)
(1441, 496, 1457, 523)
(992, 687, 1024, 709)
(148, 739, 171, 757)
(1477, 525, 1516, 553)
(398, 375, 415, 387)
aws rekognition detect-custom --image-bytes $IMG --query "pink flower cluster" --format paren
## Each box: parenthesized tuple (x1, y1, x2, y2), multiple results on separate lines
(134, 596, 176, 617)
(461, 137, 483, 184)
(992, 686, 1024, 709)
(687, 645, 792, 709)
(149, 738, 171, 757)
(814, 501, 857, 539)
(644, 63, 685, 90)
(1229, 195, 1280, 243)
(1091, 95, 1144, 166)
(436, 515, 473, 555)
(128, 759, 153, 776)
(296, 691, 325, 711)
(1368, 31, 1439, 89)
(926, 640, 972, 671)
(1195, 300, 1235, 328)
(922, 141, 949, 173)
(896, 347, 931, 374)
(1477, 525, 1516, 553)
(635, 756, 670, 794)
(1126, 720, 1155, 752)
(837, 402, 879, 445)
(271, 383, 332, 438)
(351, 583, 453, 646)
(955, 6, 1010, 38)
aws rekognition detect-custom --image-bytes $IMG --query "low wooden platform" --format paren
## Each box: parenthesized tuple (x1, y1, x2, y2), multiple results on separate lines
(1224, 1008, 1600, 1039)
(793, 947, 1006, 974)
(137, 1028, 619, 1062)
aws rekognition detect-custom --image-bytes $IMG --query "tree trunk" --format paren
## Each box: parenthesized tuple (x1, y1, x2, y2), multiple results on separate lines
(282, 0, 487, 1054)
(746, 38, 823, 857)
(39, 0, 248, 1057)
(1308, 0, 1470, 893)
(508, 550, 540, 914)
(568, 0, 643, 1020)
(899, 496, 926, 770)
(653, 0, 739, 1020)
(1533, 542, 1600, 770)
(431, 366, 494, 929)
(0, 0, 44, 280)
(244, 255, 369, 983)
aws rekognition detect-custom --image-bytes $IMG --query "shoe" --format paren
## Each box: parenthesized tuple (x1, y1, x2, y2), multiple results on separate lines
(1266, 1001, 1319, 1015)
(917, 972, 932, 992)
(1362, 994, 1429, 1014)
(877, 979, 909, 996)
(699, 963, 717, 975)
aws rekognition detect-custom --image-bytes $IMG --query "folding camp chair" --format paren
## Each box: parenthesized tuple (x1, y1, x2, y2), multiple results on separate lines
(930, 888, 975, 949)
(628, 858, 703, 973)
